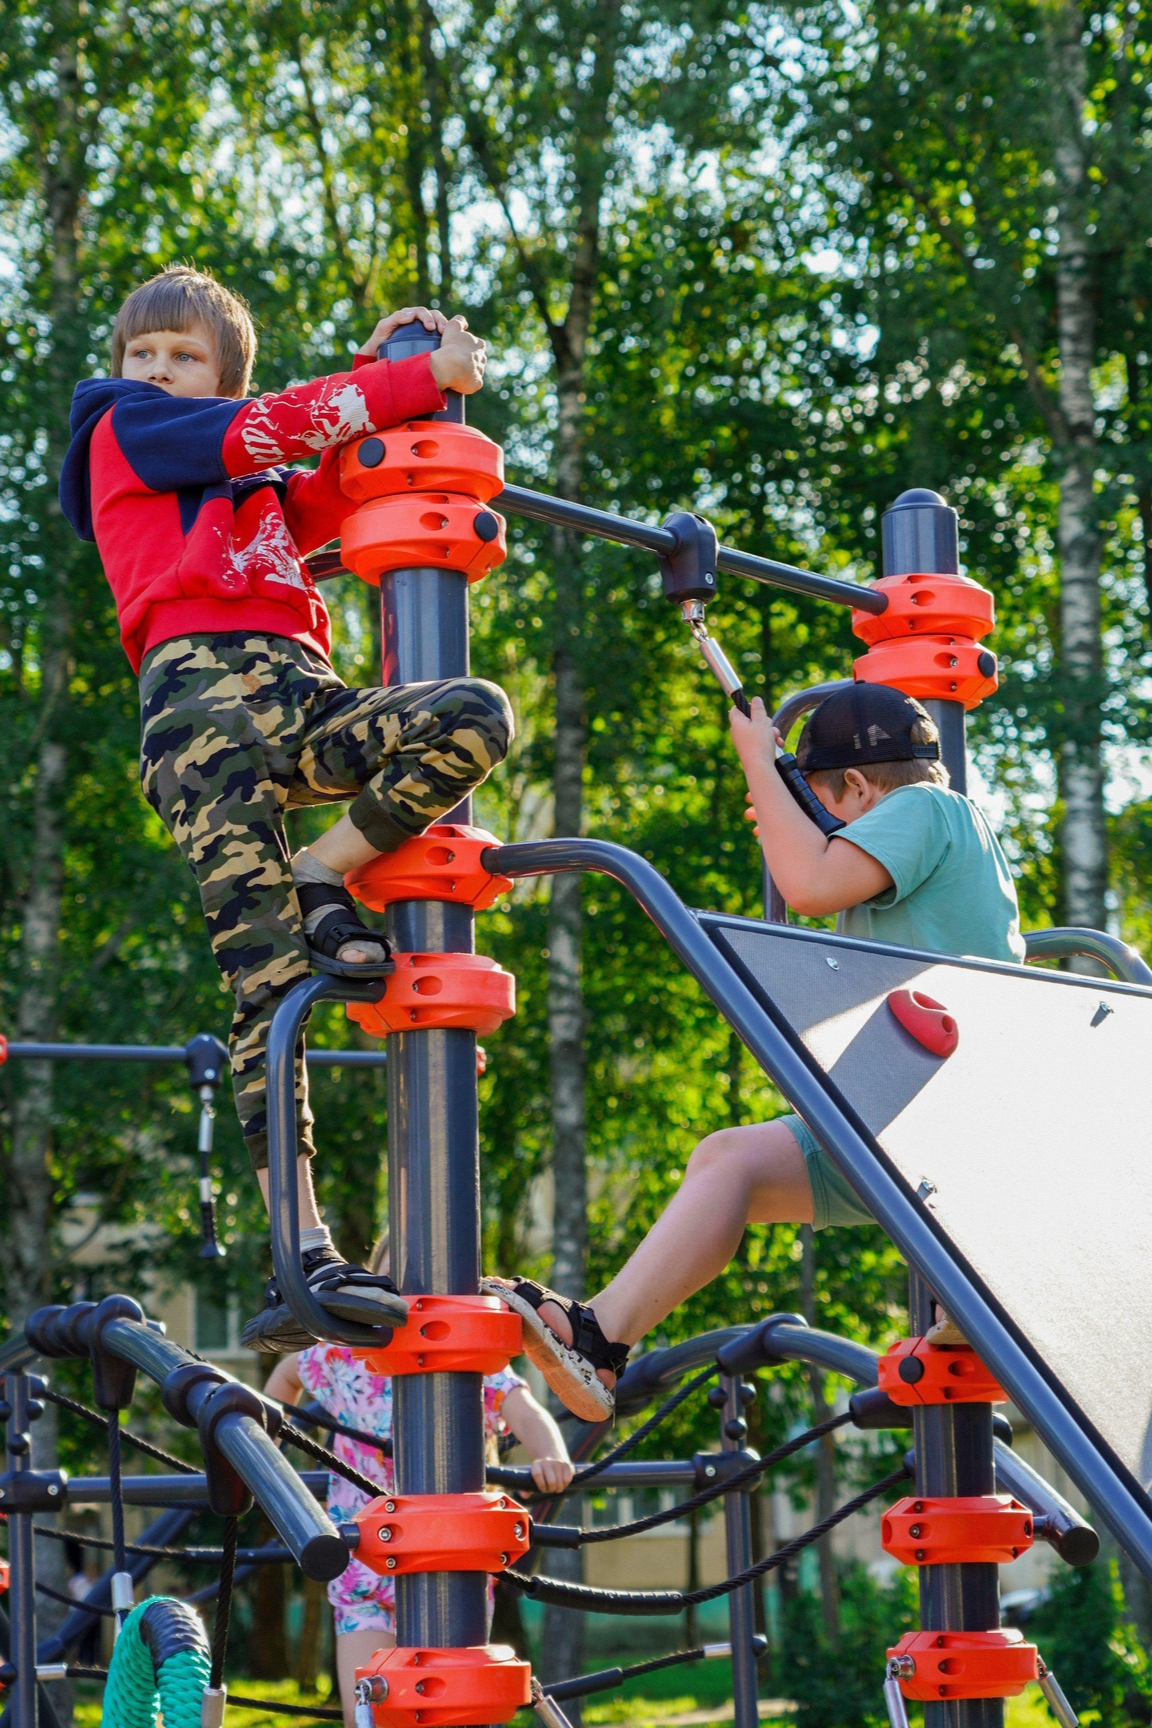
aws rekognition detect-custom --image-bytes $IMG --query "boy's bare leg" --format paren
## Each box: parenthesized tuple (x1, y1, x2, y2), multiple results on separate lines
(534, 1119, 814, 1383)
(256, 1154, 325, 1232)
(293, 814, 387, 964)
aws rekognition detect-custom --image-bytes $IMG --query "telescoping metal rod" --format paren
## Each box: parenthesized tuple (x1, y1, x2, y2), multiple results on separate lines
(492, 483, 888, 614)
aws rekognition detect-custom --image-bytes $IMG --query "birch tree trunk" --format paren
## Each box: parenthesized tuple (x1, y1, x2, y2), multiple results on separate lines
(5, 30, 86, 1717)
(1048, 0, 1107, 934)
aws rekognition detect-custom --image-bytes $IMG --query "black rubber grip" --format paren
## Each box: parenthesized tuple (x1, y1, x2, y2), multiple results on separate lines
(774, 753, 846, 836)
(730, 686, 752, 718)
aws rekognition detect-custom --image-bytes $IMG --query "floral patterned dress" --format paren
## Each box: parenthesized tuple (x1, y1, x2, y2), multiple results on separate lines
(296, 1343, 527, 1636)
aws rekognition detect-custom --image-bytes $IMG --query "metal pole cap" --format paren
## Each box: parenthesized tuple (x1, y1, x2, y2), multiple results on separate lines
(881, 488, 959, 578)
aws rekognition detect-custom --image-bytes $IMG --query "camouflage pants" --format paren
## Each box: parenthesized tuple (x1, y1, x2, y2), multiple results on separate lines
(139, 634, 513, 1169)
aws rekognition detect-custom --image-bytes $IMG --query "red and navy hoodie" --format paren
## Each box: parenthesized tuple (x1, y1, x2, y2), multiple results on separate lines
(59, 351, 445, 672)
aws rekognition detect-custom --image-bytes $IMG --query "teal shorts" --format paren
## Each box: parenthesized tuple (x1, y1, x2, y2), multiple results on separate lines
(782, 1115, 874, 1230)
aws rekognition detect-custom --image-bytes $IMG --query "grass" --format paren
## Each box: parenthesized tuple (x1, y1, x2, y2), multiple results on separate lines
(72, 1675, 341, 1725)
(70, 1669, 1058, 1727)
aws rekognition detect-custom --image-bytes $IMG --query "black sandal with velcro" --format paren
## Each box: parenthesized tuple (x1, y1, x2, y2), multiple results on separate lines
(296, 881, 395, 978)
(481, 1275, 630, 1421)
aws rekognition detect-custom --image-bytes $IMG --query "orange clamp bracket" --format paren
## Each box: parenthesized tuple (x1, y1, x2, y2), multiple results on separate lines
(353, 1491, 531, 1577)
(887, 1630, 1038, 1702)
(341, 493, 507, 586)
(340, 421, 505, 505)
(347, 825, 512, 914)
(357, 1294, 522, 1376)
(356, 1643, 531, 1728)
(345, 952, 515, 1038)
(851, 570, 997, 711)
(882, 1495, 1033, 1566)
(878, 1338, 1007, 1406)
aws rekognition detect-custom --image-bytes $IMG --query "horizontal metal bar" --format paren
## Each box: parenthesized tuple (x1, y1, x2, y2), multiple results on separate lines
(491, 1460, 699, 1491)
(1023, 927, 1152, 986)
(492, 484, 887, 614)
(485, 836, 1152, 1582)
(63, 1471, 331, 1506)
(2, 1041, 385, 1068)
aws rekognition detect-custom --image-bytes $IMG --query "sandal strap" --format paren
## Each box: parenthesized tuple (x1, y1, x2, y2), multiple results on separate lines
(501, 1277, 629, 1377)
(297, 884, 390, 962)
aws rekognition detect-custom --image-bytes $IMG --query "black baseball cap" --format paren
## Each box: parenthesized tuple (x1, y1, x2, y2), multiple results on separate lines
(795, 683, 940, 773)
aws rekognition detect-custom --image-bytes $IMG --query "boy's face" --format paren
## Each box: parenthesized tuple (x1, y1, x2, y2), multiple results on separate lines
(808, 767, 885, 824)
(120, 320, 224, 397)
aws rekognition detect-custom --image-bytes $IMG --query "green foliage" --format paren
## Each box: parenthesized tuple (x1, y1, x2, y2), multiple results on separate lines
(1029, 1560, 1152, 1728)
(776, 1565, 918, 1728)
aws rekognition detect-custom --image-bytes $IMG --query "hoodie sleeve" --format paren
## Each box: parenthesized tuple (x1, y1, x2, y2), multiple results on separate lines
(221, 352, 445, 478)
(281, 446, 352, 557)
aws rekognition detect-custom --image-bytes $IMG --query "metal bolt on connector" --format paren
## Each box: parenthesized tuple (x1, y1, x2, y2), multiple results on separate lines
(385, 1556, 397, 1570)
(514, 1523, 525, 1539)
(378, 1526, 393, 1541)
(500, 1552, 509, 1566)
(384, 1500, 396, 1512)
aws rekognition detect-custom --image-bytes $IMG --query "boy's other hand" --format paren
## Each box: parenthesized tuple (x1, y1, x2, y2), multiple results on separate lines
(356, 306, 448, 360)
(428, 316, 487, 395)
(744, 789, 761, 839)
(530, 1455, 575, 1493)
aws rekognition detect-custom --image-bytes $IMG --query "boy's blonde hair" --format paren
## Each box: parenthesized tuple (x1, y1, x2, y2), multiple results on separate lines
(111, 265, 257, 397)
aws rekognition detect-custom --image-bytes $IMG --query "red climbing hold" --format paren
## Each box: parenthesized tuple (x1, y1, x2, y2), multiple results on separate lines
(888, 989, 958, 1057)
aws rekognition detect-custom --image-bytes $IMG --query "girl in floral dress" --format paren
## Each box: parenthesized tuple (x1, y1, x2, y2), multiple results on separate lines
(265, 1248, 572, 1727)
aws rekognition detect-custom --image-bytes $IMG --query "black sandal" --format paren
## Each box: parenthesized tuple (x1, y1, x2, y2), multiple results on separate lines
(241, 1247, 406, 1352)
(296, 882, 395, 978)
(481, 1276, 630, 1421)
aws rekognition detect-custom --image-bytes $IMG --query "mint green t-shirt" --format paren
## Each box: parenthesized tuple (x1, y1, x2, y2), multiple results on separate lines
(834, 782, 1025, 963)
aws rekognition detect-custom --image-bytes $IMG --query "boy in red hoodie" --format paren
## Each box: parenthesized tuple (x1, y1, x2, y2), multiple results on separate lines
(60, 266, 512, 1349)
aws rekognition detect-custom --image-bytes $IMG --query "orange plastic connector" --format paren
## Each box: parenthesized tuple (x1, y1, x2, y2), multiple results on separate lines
(887, 1630, 1038, 1702)
(358, 1294, 522, 1376)
(0, 1034, 7, 1066)
(852, 636, 998, 710)
(0, 1558, 8, 1594)
(850, 570, 998, 710)
(354, 1491, 531, 1578)
(347, 825, 512, 914)
(878, 1338, 1006, 1406)
(882, 1495, 1034, 1566)
(345, 952, 515, 1038)
(357, 1643, 531, 1728)
(341, 493, 507, 586)
(340, 421, 505, 505)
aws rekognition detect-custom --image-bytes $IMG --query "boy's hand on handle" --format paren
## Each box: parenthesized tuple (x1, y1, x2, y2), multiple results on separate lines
(428, 316, 487, 394)
(729, 695, 779, 773)
(356, 306, 448, 360)
(530, 1455, 575, 1493)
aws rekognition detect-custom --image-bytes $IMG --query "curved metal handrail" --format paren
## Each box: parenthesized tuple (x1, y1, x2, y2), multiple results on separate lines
(1023, 926, 1152, 987)
(265, 972, 408, 1346)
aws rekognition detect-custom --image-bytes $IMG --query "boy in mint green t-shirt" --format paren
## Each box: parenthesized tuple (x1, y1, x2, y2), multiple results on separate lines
(485, 684, 1024, 1423)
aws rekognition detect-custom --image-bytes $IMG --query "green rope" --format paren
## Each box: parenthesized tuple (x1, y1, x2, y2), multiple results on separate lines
(100, 1597, 210, 1728)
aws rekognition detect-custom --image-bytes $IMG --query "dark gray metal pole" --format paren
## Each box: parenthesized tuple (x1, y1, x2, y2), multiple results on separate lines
(378, 324, 488, 1656)
(719, 1377, 760, 1728)
(4, 1372, 39, 1727)
(909, 1275, 1002, 1728)
(881, 490, 968, 794)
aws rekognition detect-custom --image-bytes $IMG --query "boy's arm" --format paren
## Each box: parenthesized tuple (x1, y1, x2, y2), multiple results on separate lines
(221, 351, 446, 478)
(732, 699, 892, 917)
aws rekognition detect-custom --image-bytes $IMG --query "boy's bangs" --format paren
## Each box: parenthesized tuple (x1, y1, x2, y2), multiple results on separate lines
(111, 267, 256, 397)
(118, 277, 206, 344)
